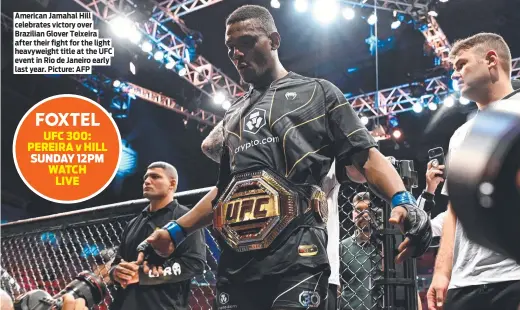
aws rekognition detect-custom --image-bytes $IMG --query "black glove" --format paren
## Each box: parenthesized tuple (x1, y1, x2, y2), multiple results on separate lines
(136, 240, 167, 267)
(400, 204, 433, 257)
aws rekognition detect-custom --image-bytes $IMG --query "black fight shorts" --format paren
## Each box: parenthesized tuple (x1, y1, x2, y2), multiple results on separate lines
(215, 267, 330, 310)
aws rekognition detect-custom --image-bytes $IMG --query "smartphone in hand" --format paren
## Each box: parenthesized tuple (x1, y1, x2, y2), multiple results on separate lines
(428, 147, 445, 177)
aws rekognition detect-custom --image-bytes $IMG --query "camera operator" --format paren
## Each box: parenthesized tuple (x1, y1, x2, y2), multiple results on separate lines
(1, 290, 87, 310)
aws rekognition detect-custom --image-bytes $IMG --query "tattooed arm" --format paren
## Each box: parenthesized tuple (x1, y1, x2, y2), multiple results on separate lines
(201, 121, 224, 163)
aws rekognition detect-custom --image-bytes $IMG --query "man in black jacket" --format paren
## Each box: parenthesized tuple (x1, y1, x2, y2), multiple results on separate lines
(109, 161, 206, 310)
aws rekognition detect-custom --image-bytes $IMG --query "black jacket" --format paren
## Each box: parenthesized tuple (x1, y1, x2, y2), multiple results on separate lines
(109, 200, 206, 310)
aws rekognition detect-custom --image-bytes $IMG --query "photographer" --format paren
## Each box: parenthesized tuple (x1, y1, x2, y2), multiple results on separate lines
(1, 290, 88, 310)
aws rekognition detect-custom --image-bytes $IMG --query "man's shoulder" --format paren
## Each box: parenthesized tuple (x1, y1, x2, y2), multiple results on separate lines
(173, 203, 191, 217)
(449, 118, 475, 147)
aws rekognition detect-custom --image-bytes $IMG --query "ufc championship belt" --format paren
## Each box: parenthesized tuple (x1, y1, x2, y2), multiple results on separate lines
(214, 169, 328, 252)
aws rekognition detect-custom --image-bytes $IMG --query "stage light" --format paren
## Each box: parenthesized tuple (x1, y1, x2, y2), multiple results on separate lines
(443, 96, 455, 107)
(113, 80, 121, 88)
(412, 102, 423, 113)
(214, 92, 226, 105)
(141, 41, 153, 53)
(128, 27, 142, 44)
(439, 0, 449, 2)
(129, 62, 136, 75)
(459, 97, 470, 105)
(342, 7, 355, 20)
(428, 2, 438, 17)
(222, 100, 231, 110)
(271, 0, 280, 9)
(367, 13, 377, 25)
(391, 20, 401, 29)
(312, 0, 339, 24)
(388, 115, 399, 128)
(392, 129, 402, 139)
(294, 0, 308, 12)
(154, 51, 164, 61)
(165, 57, 175, 69)
(428, 101, 438, 111)
(118, 140, 137, 177)
(178, 67, 187, 76)
(360, 115, 369, 125)
(110, 16, 133, 38)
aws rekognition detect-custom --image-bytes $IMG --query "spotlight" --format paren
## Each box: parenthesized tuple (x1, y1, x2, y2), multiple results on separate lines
(294, 0, 308, 12)
(128, 27, 142, 44)
(360, 115, 369, 125)
(459, 97, 470, 105)
(213, 92, 226, 105)
(342, 7, 355, 20)
(391, 20, 401, 29)
(392, 129, 402, 139)
(443, 96, 455, 107)
(271, 0, 280, 9)
(222, 100, 231, 110)
(141, 41, 153, 53)
(428, 101, 438, 111)
(367, 13, 377, 25)
(312, 0, 339, 24)
(154, 51, 164, 61)
(439, 0, 448, 2)
(178, 67, 187, 76)
(412, 102, 423, 113)
(113, 80, 121, 88)
(165, 57, 175, 69)
(129, 62, 136, 75)
(110, 16, 133, 38)
(428, 2, 438, 17)
(388, 115, 399, 128)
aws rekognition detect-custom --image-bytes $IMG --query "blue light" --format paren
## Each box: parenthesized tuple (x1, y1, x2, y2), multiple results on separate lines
(40, 232, 58, 246)
(81, 244, 101, 258)
(347, 67, 358, 73)
(388, 116, 399, 128)
(117, 140, 137, 177)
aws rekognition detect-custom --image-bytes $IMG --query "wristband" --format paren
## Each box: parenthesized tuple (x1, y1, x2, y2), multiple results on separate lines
(421, 190, 435, 201)
(391, 191, 417, 208)
(163, 221, 187, 247)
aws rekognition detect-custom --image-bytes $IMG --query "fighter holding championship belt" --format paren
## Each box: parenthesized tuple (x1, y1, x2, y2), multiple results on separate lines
(136, 5, 431, 310)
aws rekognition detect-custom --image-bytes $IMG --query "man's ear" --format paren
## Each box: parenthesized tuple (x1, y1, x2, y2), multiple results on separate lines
(269, 32, 281, 50)
(486, 50, 499, 70)
(170, 178, 177, 190)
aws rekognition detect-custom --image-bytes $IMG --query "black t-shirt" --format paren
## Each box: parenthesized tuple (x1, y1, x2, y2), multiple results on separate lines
(215, 72, 378, 283)
(111, 200, 206, 310)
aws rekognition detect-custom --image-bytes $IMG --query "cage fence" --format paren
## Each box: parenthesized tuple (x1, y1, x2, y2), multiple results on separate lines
(2, 182, 421, 310)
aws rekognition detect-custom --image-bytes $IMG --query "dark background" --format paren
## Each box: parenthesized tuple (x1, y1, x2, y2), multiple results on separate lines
(2, 0, 520, 221)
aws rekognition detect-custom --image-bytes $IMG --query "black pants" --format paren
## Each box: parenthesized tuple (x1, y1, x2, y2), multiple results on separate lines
(445, 280, 520, 310)
(215, 267, 329, 310)
(327, 284, 338, 310)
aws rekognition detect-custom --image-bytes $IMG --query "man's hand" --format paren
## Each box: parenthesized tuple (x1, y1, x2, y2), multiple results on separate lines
(426, 161, 445, 193)
(427, 274, 450, 310)
(112, 260, 139, 288)
(60, 294, 88, 310)
(389, 205, 432, 263)
(136, 229, 176, 273)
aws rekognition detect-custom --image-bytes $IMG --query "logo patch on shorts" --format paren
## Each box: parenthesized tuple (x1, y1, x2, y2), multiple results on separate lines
(299, 290, 320, 308)
(218, 292, 229, 305)
(298, 244, 318, 256)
